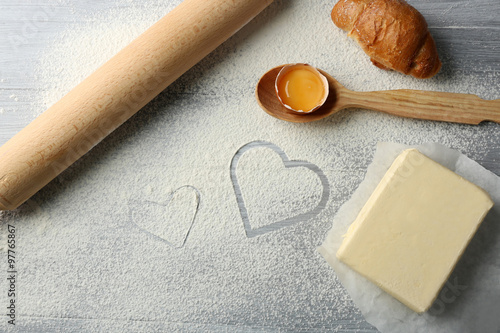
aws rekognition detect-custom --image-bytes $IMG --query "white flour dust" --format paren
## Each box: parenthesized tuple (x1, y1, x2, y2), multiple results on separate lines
(236, 145, 323, 229)
(129, 185, 200, 248)
(3, 0, 499, 331)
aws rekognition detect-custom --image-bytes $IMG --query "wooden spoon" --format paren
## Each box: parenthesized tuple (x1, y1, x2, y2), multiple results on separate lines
(256, 65, 500, 124)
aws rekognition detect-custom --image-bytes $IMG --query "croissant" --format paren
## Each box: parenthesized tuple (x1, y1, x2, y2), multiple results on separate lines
(331, 0, 441, 79)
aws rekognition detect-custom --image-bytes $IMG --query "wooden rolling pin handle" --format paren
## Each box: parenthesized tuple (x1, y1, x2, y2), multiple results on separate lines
(0, 0, 273, 211)
(339, 89, 500, 125)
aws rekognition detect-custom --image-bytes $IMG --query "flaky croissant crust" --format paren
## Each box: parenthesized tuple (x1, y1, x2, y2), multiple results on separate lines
(332, 0, 441, 79)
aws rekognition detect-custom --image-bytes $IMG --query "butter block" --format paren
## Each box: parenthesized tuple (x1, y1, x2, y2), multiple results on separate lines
(337, 149, 494, 313)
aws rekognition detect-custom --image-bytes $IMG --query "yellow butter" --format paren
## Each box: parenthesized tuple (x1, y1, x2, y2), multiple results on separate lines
(337, 149, 494, 313)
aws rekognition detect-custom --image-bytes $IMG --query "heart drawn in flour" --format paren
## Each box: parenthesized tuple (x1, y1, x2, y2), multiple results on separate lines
(128, 186, 201, 248)
(231, 141, 330, 238)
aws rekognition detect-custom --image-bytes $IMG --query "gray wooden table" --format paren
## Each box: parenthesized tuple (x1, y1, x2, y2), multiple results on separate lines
(0, 0, 499, 332)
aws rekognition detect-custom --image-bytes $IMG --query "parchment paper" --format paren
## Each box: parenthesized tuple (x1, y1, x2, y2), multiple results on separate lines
(318, 142, 500, 333)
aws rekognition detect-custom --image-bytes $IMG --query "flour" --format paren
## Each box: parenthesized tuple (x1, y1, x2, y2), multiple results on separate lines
(319, 142, 500, 333)
(236, 145, 323, 229)
(129, 185, 200, 248)
(4, 0, 499, 331)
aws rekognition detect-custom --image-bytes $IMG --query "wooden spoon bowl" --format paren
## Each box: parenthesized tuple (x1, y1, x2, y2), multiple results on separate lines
(256, 65, 500, 124)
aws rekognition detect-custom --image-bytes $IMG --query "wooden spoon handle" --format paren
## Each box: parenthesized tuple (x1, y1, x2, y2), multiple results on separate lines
(340, 89, 500, 125)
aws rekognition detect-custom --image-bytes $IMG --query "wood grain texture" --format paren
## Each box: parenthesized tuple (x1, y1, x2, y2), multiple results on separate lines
(257, 65, 500, 124)
(0, 0, 498, 332)
(0, 0, 273, 210)
(340, 89, 500, 125)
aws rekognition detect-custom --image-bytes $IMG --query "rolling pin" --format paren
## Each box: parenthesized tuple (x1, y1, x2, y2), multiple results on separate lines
(0, 0, 273, 211)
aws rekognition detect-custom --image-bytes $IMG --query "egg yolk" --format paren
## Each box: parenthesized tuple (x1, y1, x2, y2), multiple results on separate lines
(277, 67, 325, 112)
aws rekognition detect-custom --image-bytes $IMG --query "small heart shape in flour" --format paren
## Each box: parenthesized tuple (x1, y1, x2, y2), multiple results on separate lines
(128, 186, 200, 248)
(231, 141, 330, 238)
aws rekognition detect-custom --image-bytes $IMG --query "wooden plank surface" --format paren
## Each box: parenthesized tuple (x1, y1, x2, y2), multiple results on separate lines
(0, 0, 498, 332)
(1, 0, 499, 151)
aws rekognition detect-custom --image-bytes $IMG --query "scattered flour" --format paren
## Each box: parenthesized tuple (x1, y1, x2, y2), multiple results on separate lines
(129, 185, 200, 248)
(236, 145, 323, 229)
(2, 0, 499, 331)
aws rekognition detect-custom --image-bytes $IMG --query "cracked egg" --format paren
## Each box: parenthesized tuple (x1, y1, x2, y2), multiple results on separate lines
(275, 63, 329, 114)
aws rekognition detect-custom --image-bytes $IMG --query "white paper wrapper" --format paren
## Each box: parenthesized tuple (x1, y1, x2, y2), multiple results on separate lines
(318, 142, 500, 333)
